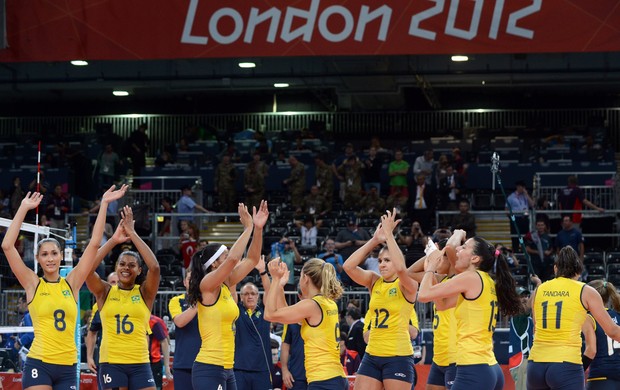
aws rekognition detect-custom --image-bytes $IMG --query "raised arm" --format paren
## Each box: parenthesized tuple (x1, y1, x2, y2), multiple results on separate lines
(418, 252, 476, 303)
(264, 260, 319, 324)
(342, 224, 383, 289)
(121, 206, 160, 310)
(68, 185, 127, 291)
(255, 255, 271, 296)
(1, 192, 43, 295)
(200, 204, 252, 293)
(381, 209, 417, 300)
(229, 200, 268, 285)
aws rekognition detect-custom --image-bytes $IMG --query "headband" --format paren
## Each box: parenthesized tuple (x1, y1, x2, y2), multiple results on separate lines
(203, 245, 227, 271)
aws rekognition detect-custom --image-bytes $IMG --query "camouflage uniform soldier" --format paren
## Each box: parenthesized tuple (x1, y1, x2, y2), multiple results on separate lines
(298, 185, 329, 217)
(336, 156, 363, 209)
(283, 155, 306, 207)
(215, 154, 237, 211)
(244, 158, 265, 210)
(315, 154, 334, 210)
(358, 186, 385, 218)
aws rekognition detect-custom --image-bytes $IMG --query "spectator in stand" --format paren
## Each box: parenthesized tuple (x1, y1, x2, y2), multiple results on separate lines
(297, 185, 329, 218)
(558, 175, 604, 230)
(451, 199, 477, 239)
(397, 221, 428, 268)
(177, 185, 209, 226)
(525, 217, 555, 282)
(555, 215, 585, 264)
(127, 123, 149, 178)
(149, 314, 172, 390)
(244, 154, 266, 210)
(340, 331, 361, 376)
(158, 196, 174, 239)
(318, 239, 345, 281)
(314, 154, 335, 210)
(336, 155, 364, 210)
(410, 173, 437, 233)
(283, 155, 306, 208)
(363, 146, 383, 195)
(215, 154, 237, 212)
(386, 187, 409, 217)
(437, 165, 465, 214)
(358, 185, 385, 218)
(505, 180, 535, 252)
(363, 246, 380, 273)
(0, 189, 10, 218)
(388, 149, 410, 198)
(274, 239, 302, 292)
(434, 153, 451, 185)
(46, 184, 69, 229)
(180, 222, 199, 270)
(298, 217, 318, 248)
(99, 144, 120, 189)
(413, 149, 436, 186)
(335, 218, 371, 285)
(452, 147, 465, 175)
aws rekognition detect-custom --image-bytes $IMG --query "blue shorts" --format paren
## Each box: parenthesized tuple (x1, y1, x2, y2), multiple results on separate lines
(527, 361, 584, 390)
(174, 368, 194, 390)
(99, 362, 155, 389)
(452, 364, 503, 390)
(192, 362, 237, 390)
(587, 379, 620, 390)
(356, 353, 415, 384)
(290, 379, 309, 390)
(234, 369, 271, 390)
(22, 357, 77, 389)
(427, 362, 456, 389)
(308, 376, 348, 390)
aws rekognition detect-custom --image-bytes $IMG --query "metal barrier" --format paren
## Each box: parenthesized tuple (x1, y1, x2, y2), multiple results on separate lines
(1, 108, 620, 153)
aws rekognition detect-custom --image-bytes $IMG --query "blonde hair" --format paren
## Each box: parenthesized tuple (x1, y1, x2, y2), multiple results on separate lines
(302, 258, 343, 301)
(588, 279, 620, 312)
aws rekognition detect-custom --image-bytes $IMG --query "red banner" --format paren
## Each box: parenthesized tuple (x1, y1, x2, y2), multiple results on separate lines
(1, 0, 620, 62)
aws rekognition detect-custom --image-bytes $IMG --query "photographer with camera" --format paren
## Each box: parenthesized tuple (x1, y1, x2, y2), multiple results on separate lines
(397, 221, 428, 268)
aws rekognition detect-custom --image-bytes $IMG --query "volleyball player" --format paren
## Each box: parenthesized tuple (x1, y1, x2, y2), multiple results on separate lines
(418, 236, 522, 390)
(86, 205, 161, 390)
(342, 209, 419, 390)
(264, 258, 346, 389)
(187, 201, 268, 390)
(168, 270, 200, 390)
(1, 185, 127, 389)
(407, 233, 462, 390)
(527, 247, 620, 390)
(582, 279, 620, 389)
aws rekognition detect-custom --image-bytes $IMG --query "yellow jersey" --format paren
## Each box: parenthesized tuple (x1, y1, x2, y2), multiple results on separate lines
(455, 271, 498, 365)
(365, 277, 414, 357)
(432, 276, 457, 366)
(529, 277, 586, 364)
(28, 277, 77, 365)
(195, 284, 239, 369)
(99, 284, 151, 364)
(300, 295, 344, 383)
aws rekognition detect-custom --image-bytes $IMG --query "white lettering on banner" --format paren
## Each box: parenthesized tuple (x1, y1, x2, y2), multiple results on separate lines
(181, 0, 541, 47)
(209, 8, 244, 44)
(507, 0, 541, 39)
(245, 7, 281, 43)
(445, 0, 484, 40)
(281, 0, 320, 42)
(408, 0, 541, 41)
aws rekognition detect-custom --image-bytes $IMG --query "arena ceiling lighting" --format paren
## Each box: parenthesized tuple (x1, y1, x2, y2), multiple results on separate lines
(451, 55, 469, 62)
(274, 83, 289, 88)
(70, 60, 89, 66)
(238, 62, 256, 68)
(112, 90, 130, 96)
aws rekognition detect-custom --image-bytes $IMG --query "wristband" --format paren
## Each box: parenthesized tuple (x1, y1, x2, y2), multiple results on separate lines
(260, 270, 268, 276)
